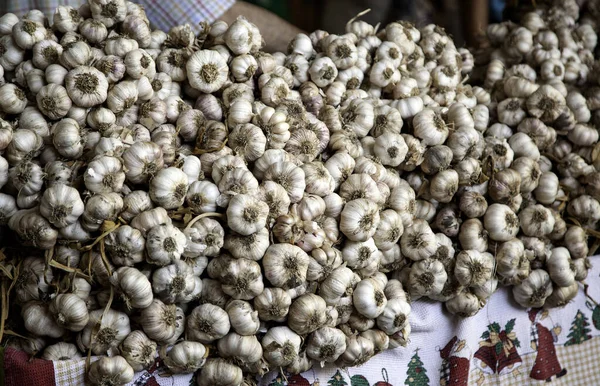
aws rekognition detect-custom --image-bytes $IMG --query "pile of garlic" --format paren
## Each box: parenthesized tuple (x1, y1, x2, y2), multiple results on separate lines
(0, 0, 598, 384)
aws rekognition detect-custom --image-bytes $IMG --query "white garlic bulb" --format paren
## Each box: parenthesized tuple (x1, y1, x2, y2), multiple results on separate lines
(22, 301, 65, 338)
(119, 330, 157, 371)
(400, 219, 437, 261)
(88, 356, 134, 386)
(512, 269, 553, 308)
(39, 184, 84, 228)
(226, 300, 260, 336)
(263, 244, 310, 289)
(49, 293, 89, 332)
(197, 358, 243, 386)
(547, 247, 576, 287)
(226, 193, 269, 236)
(110, 266, 153, 309)
(353, 278, 387, 318)
(306, 326, 347, 364)
(340, 198, 380, 241)
(78, 308, 131, 355)
(42, 342, 82, 361)
(454, 250, 494, 287)
(254, 287, 291, 322)
(187, 303, 231, 343)
(261, 326, 302, 367)
(217, 332, 263, 364)
(162, 341, 207, 374)
(186, 50, 229, 93)
(146, 223, 186, 266)
(149, 167, 188, 209)
(140, 299, 185, 344)
(288, 293, 328, 335)
(484, 203, 520, 241)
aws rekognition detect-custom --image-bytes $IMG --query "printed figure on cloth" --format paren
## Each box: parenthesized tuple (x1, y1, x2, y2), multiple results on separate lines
(528, 308, 568, 382)
(473, 318, 522, 384)
(438, 335, 470, 386)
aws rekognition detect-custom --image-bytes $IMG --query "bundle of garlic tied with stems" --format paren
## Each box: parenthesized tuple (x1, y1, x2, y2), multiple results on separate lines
(0, 0, 598, 384)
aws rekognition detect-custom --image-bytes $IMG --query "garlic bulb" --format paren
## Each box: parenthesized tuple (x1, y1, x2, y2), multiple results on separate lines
(408, 258, 447, 297)
(140, 299, 185, 344)
(512, 269, 553, 308)
(454, 250, 494, 287)
(336, 334, 375, 367)
(226, 300, 260, 336)
(42, 342, 82, 361)
(288, 293, 328, 335)
(110, 267, 153, 309)
(376, 297, 411, 335)
(445, 291, 482, 317)
(226, 194, 269, 236)
(49, 293, 89, 332)
(39, 184, 84, 228)
(146, 223, 186, 266)
(484, 204, 520, 241)
(78, 308, 131, 355)
(217, 333, 263, 364)
(306, 326, 347, 364)
(261, 326, 302, 367)
(119, 330, 157, 371)
(162, 340, 207, 374)
(254, 287, 291, 322)
(187, 50, 229, 93)
(198, 358, 243, 386)
(187, 303, 231, 343)
(263, 244, 310, 289)
(547, 247, 576, 287)
(353, 278, 387, 318)
(400, 219, 437, 261)
(105, 225, 145, 266)
(22, 301, 65, 338)
(88, 356, 134, 386)
(149, 167, 188, 209)
(340, 198, 380, 241)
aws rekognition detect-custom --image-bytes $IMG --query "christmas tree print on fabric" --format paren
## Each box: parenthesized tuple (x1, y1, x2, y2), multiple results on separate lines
(584, 284, 600, 330)
(405, 349, 429, 386)
(328, 370, 348, 386)
(565, 309, 593, 346)
(374, 369, 392, 386)
(350, 375, 369, 386)
(473, 318, 522, 381)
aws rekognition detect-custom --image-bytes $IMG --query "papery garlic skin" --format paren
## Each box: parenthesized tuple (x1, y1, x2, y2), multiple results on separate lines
(119, 330, 157, 371)
(197, 358, 243, 386)
(512, 269, 553, 308)
(306, 326, 347, 364)
(88, 356, 134, 386)
(162, 340, 207, 374)
(42, 342, 82, 361)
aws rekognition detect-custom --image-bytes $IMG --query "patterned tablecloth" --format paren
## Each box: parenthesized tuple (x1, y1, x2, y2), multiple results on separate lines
(3, 256, 600, 386)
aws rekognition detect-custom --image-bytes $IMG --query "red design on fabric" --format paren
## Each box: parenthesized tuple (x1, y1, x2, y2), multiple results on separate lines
(530, 323, 563, 380)
(147, 376, 161, 386)
(445, 357, 469, 386)
(439, 337, 469, 386)
(289, 374, 311, 386)
(3, 347, 56, 386)
(474, 331, 522, 374)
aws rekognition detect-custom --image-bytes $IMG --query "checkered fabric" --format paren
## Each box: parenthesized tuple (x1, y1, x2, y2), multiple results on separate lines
(0, 0, 235, 32)
(530, 324, 539, 347)
(53, 358, 87, 386)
